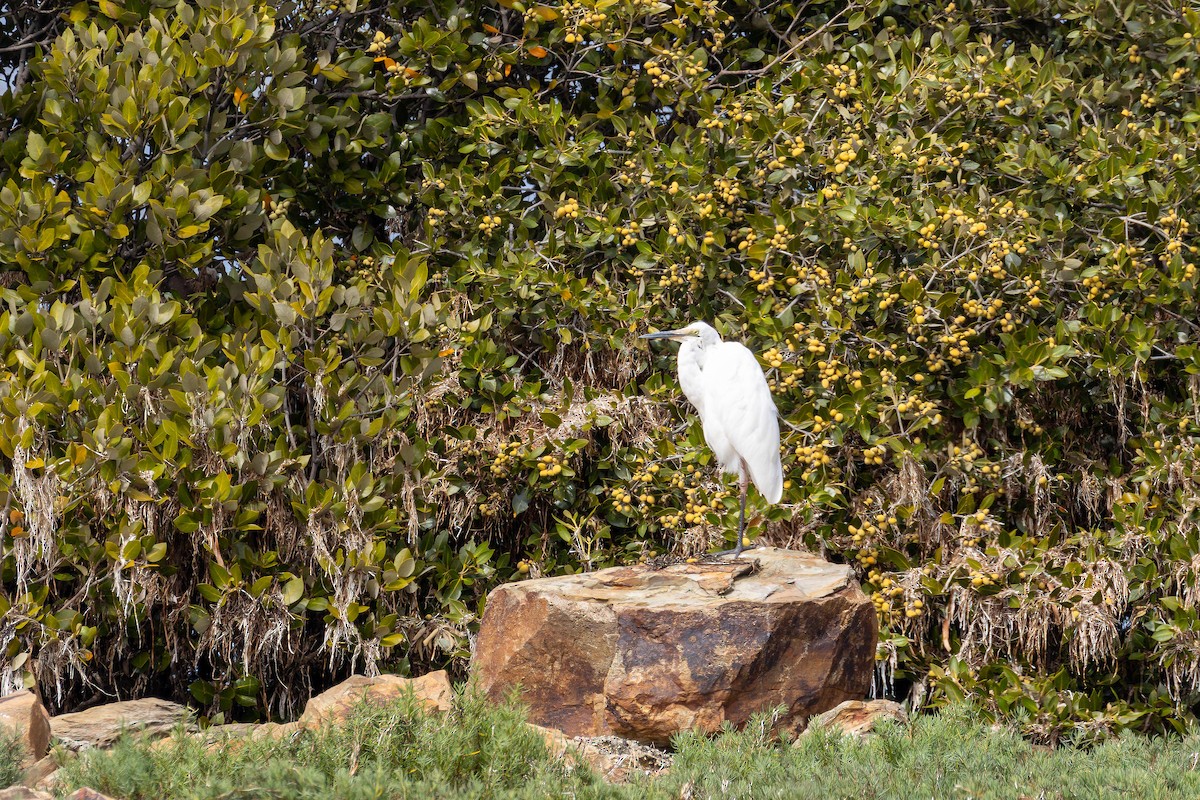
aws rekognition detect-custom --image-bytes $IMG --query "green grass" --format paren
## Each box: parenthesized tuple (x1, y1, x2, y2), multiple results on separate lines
(49, 695, 1200, 800)
(0, 727, 27, 789)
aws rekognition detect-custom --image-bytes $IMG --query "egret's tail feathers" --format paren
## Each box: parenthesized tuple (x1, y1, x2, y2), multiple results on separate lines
(751, 462, 784, 505)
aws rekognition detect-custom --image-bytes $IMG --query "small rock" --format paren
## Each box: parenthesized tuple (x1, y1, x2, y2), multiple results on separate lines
(801, 699, 908, 739)
(20, 754, 58, 789)
(474, 548, 877, 745)
(64, 789, 117, 800)
(199, 720, 300, 750)
(0, 787, 54, 800)
(298, 671, 453, 729)
(51, 698, 192, 751)
(0, 690, 51, 766)
(529, 723, 671, 784)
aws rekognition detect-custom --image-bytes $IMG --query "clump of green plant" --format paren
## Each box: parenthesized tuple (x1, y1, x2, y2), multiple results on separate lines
(56, 689, 592, 800)
(0, 726, 27, 789)
(662, 704, 1200, 800)
(55, 697, 1200, 800)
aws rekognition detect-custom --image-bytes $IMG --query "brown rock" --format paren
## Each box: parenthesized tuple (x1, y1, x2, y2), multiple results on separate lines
(64, 790, 117, 800)
(0, 690, 51, 766)
(802, 699, 908, 739)
(298, 671, 453, 729)
(19, 754, 58, 789)
(0, 788, 54, 800)
(50, 698, 192, 751)
(473, 547, 876, 745)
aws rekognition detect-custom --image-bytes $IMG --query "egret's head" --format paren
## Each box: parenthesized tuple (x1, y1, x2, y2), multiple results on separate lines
(639, 321, 722, 346)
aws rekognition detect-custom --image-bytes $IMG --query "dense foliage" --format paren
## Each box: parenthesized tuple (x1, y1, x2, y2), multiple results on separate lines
(3, 0, 1200, 738)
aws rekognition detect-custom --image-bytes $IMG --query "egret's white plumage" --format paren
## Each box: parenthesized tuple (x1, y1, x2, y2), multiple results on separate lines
(641, 321, 783, 557)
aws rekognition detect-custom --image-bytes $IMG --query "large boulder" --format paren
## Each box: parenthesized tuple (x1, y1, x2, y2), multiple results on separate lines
(472, 547, 876, 745)
(0, 690, 50, 766)
(50, 698, 192, 751)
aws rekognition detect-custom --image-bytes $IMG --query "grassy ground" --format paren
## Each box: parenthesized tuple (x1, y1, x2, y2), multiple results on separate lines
(8, 694, 1198, 800)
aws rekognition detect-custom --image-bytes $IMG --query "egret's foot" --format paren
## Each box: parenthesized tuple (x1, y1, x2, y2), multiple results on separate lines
(710, 542, 760, 559)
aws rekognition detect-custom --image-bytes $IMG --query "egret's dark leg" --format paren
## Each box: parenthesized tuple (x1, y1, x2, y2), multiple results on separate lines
(732, 469, 749, 558)
(714, 464, 756, 559)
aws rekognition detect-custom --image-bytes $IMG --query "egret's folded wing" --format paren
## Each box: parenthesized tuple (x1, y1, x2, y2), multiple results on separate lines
(704, 342, 784, 503)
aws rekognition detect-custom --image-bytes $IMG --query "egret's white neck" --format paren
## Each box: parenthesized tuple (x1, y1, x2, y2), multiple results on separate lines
(676, 338, 707, 417)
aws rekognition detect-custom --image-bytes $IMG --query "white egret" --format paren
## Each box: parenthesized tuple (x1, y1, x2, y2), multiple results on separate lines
(641, 321, 783, 559)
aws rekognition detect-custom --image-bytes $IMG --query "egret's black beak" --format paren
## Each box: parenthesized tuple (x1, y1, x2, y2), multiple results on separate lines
(640, 330, 683, 340)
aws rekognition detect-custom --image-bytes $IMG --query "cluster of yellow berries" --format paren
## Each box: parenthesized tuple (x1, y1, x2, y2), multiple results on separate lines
(1016, 416, 1046, 436)
(829, 138, 860, 174)
(857, 546, 879, 567)
(616, 220, 641, 246)
(949, 441, 985, 469)
(845, 272, 883, 304)
(871, 577, 906, 622)
(916, 222, 940, 250)
(478, 492, 503, 518)
(761, 347, 784, 369)
(267, 197, 291, 221)
(726, 100, 754, 124)
(367, 31, 389, 55)
(736, 228, 758, 252)
(963, 297, 1004, 319)
(560, 2, 607, 44)
(992, 198, 1032, 221)
(665, 223, 686, 246)
(615, 158, 652, 188)
(1022, 278, 1041, 309)
(794, 442, 833, 479)
(682, 486, 728, 524)
(642, 58, 670, 87)
(537, 454, 563, 478)
(936, 327, 976, 368)
(894, 394, 939, 422)
(347, 254, 379, 283)
(878, 291, 901, 310)
(850, 512, 897, 545)
(960, 511, 1000, 547)
(610, 486, 636, 514)
(1081, 271, 1111, 301)
(767, 224, 790, 249)
(824, 62, 858, 100)
(659, 512, 683, 529)
(713, 176, 741, 207)
(747, 267, 775, 293)
(554, 197, 581, 219)
(426, 207, 448, 226)
(904, 598, 926, 619)
(793, 263, 832, 289)
(632, 463, 660, 483)
(659, 263, 689, 288)
(477, 214, 502, 234)
(969, 568, 1002, 589)
(490, 442, 523, 477)
(863, 444, 887, 466)
(815, 359, 848, 389)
